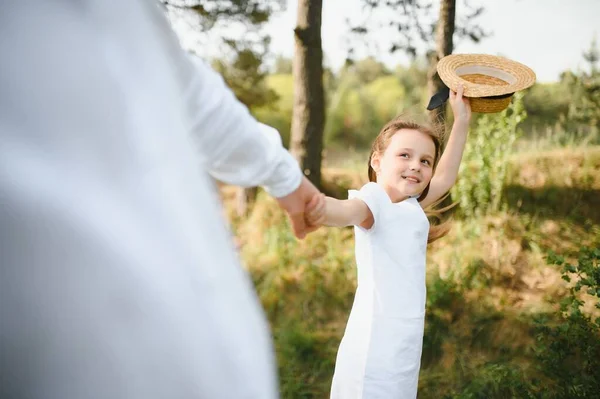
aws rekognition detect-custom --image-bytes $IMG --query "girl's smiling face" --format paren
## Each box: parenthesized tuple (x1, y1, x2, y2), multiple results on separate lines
(370, 128, 436, 202)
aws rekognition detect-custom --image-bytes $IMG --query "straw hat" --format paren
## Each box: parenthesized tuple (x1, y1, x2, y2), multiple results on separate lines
(433, 54, 536, 113)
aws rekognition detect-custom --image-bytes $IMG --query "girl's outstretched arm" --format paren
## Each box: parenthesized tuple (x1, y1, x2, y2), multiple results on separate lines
(420, 85, 472, 209)
(306, 194, 374, 229)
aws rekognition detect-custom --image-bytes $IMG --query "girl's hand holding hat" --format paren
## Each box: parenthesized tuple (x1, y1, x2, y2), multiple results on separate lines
(449, 84, 472, 125)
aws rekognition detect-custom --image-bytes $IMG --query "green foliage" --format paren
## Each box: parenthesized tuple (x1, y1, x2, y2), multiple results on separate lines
(521, 83, 570, 136)
(323, 66, 411, 148)
(533, 247, 600, 398)
(420, 246, 600, 399)
(339, 56, 391, 84)
(255, 63, 402, 149)
(213, 47, 278, 110)
(364, 76, 406, 120)
(520, 36, 600, 150)
(452, 93, 527, 217)
(164, 0, 284, 131)
(273, 55, 292, 74)
(452, 363, 537, 399)
(324, 77, 373, 146)
(422, 273, 464, 367)
(162, 0, 284, 31)
(349, 1, 488, 58)
(394, 61, 429, 109)
(565, 36, 600, 133)
(559, 64, 600, 142)
(254, 74, 294, 146)
(274, 323, 337, 398)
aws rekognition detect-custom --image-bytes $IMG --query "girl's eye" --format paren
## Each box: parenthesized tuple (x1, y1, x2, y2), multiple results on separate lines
(399, 153, 409, 158)
(421, 159, 431, 165)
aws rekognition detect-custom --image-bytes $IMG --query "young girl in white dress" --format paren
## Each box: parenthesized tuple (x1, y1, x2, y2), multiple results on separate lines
(306, 86, 472, 398)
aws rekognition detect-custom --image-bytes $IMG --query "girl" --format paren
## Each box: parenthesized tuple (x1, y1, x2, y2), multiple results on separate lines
(306, 86, 471, 398)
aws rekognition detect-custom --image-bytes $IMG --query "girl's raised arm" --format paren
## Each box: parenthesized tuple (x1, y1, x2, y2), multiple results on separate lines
(420, 85, 472, 208)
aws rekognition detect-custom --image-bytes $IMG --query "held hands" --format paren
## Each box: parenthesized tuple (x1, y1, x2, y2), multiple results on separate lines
(306, 193, 327, 228)
(449, 85, 472, 125)
(275, 176, 323, 239)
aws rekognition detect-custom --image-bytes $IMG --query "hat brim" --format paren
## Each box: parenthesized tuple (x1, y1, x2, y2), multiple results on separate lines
(437, 54, 536, 98)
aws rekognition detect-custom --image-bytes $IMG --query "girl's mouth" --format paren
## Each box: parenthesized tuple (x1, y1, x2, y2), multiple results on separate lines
(403, 176, 420, 183)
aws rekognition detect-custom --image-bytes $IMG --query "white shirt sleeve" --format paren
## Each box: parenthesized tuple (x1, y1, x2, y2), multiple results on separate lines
(178, 54, 302, 198)
(348, 182, 389, 231)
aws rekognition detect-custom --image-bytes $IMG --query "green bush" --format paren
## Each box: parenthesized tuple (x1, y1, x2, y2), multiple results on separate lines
(452, 93, 527, 217)
(532, 247, 600, 398)
(420, 246, 600, 398)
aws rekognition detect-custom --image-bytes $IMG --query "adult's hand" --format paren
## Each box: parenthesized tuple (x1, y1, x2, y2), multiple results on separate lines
(276, 176, 322, 239)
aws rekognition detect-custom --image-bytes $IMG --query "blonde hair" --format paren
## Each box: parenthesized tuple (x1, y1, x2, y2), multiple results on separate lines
(367, 117, 455, 243)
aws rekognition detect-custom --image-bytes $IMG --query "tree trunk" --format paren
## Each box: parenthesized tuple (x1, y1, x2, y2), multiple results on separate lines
(290, 0, 325, 189)
(428, 0, 456, 129)
(235, 186, 258, 216)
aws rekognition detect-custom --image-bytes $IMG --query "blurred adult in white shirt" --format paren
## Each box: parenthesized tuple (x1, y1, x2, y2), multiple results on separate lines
(0, 1, 320, 398)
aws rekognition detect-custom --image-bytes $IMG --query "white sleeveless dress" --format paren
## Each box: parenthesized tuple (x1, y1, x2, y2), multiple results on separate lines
(330, 182, 430, 399)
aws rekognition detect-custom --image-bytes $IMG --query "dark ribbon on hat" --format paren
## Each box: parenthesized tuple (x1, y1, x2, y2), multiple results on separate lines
(426, 84, 515, 111)
(426, 86, 450, 110)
